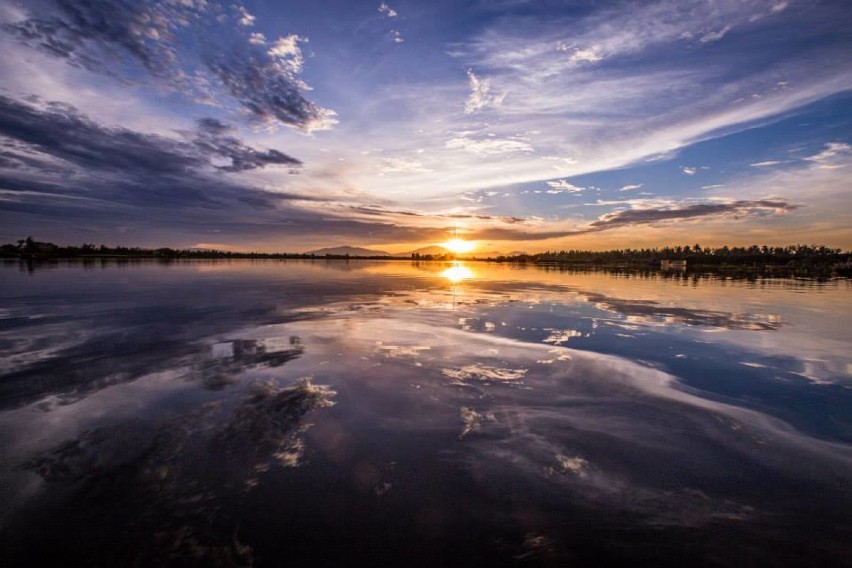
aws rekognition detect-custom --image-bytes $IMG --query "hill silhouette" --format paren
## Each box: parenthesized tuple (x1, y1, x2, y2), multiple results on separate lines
(306, 246, 391, 256)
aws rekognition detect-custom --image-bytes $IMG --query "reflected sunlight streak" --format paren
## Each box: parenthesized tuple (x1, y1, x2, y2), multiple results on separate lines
(442, 264, 475, 283)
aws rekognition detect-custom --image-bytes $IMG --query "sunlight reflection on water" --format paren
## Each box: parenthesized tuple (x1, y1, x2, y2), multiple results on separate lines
(1, 259, 850, 567)
(441, 262, 475, 283)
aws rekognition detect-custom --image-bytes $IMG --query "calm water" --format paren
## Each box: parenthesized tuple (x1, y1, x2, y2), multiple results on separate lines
(1, 260, 850, 567)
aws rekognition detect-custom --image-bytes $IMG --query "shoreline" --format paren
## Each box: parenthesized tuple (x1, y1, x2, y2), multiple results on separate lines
(4, 255, 849, 279)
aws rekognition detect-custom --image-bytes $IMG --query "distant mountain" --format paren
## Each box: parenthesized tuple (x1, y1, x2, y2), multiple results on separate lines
(409, 245, 450, 255)
(408, 246, 528, 258)
(307, 246, 391, 257)
(306, 245, 529, 258)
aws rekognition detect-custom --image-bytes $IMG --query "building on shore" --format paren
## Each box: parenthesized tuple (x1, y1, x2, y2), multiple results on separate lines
(660, 259, 687, 271)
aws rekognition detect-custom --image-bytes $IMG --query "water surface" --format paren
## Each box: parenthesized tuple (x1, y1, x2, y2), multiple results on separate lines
(1, 260, 850, 566)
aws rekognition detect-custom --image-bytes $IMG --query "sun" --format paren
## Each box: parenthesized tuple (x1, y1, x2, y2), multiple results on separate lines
(442, 238, 475, 254)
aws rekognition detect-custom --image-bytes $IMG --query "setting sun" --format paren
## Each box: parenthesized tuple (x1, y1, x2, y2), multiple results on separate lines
(442, 238, 475, 254)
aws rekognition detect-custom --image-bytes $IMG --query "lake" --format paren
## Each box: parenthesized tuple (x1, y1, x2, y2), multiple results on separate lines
(1, 259, 850, 566)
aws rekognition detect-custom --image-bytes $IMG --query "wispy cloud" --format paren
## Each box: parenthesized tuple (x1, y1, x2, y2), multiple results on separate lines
(556, 43, 603, 64)
(379, 157, 432, 174)
(805, 142, 851, 168)
(378, 2, 398, 18)
(546, 179, 584, 194)
(432, 0, 852, 195)
(700, 24, 734, 43)
(237, 6, 256, 27)
(464, 69, 505, 114)
(445, 135, 534, 155)
(469, 0, 794, 75)
(267, 35, 306, 70)
(619, 183, 644, 192)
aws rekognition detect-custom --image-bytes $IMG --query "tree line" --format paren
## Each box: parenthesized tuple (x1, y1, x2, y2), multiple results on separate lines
(2, 238, 850, 275)
(490, 244, 851, 276)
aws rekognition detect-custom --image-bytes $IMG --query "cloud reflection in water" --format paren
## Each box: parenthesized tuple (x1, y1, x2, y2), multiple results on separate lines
(1, 261, 850, 566)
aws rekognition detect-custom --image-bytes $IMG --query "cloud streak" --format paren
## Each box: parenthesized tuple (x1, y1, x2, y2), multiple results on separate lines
(805, 142, 850, 168)
(546, 179, 584, 194)
(467, 199, 800, 242)
(445, 135, 533, 155)
(700, 24, 734, 43)
(587, 199, 799, 231)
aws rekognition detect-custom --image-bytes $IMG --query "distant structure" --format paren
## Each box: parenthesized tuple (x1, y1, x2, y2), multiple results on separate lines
(660, 259, 687, 271)
(16, 236, 58, 255)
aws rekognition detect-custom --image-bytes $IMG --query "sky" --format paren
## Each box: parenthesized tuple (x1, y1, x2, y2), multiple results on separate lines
(0, 0, 850, 253)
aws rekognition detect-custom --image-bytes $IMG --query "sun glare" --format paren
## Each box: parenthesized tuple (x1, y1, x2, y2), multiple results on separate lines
(443, 238, 475, 254)
(441, 264, 474, 283)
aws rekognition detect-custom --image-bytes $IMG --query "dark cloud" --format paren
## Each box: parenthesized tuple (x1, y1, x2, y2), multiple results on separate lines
(0, 95, 452, 246)
(5, 0, 194, 79)
(0, 96, 300, 180)
(588, 200, 800, 231)
(0, 94, 309, 227)
(4, 0, 334, 131)
(0, 96, 200, 178)
(345, 205, 425, 217)
(469, 199, 800, 241)
(205, 47, 336, 132)
(0, 142, 73, 174)
(192, 118, 301, 173)
(448, 213, 525, 223)
(343, 205, 525, 225)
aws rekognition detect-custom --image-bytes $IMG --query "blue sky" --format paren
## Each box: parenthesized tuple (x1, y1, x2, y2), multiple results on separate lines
(0, 0, 850, 252)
